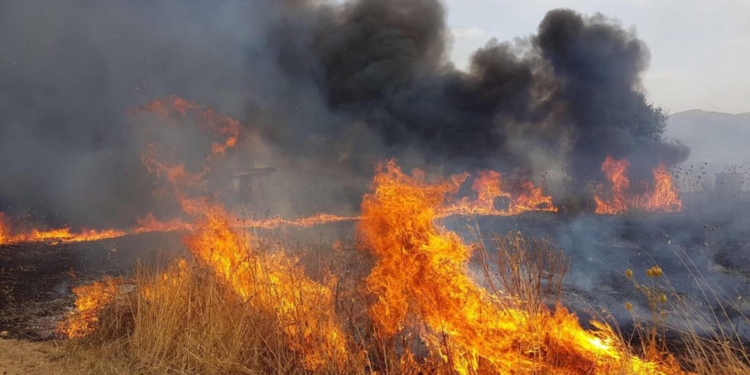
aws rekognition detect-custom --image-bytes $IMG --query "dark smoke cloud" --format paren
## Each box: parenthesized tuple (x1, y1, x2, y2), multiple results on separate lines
(268, 1, 687, 177)
(0, 0, 688, 227)
(536, 9, 690, 185)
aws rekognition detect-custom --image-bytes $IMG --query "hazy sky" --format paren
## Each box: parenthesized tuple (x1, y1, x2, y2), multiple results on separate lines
(444, 0, 750, 114)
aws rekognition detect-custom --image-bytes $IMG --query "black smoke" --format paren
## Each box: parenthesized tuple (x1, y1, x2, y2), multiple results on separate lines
(0, 0, 688, 227)
(264, 1, 688, 186)
(536, 9, 689, 186)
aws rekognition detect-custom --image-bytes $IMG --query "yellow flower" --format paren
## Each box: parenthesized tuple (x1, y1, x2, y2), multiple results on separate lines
(625, 269, 633, 278)
(646, 266, 663, 278)
(625, 302, 633, 311)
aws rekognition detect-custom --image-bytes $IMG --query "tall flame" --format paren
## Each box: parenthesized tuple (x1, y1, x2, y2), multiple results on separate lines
(595, 156, 683, 214)
(51, 94, 696, 373)
(359, 160, 683, 374)
(181, 199, 349, 369)
(137, 96, 351, 369)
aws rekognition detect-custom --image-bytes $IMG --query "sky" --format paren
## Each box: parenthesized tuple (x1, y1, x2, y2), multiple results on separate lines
(444, 0, 750, 114)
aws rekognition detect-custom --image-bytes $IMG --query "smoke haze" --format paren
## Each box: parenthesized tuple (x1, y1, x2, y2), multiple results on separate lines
(0, 0, 688, 227)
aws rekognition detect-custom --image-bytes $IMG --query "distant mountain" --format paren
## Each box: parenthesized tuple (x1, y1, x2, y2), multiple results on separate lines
(666, 109, 750, 165)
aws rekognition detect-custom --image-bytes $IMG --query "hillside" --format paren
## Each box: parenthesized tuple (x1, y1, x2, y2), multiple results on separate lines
(667, 109, 750, 165)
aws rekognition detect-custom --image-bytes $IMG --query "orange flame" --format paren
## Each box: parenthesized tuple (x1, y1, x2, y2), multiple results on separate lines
(442, 170, 557, 216)
(0, 210, 358, 247)
(136, 96, 241, 159)
(0, 213, 127, 246)
(595, 156, 683, 214)
(51, 92, 692, 372)
(182, 200, 349, 369)
(241, 213, 358, 229)
(2, 96, 556, 248)
(133, 213, 194, 234)
(0, 213, 9, 245)
(58, 277, 122, 338)
(359, 160, 683, 374)
(136, 97, 351, 369)
(135, 212, 357, 233)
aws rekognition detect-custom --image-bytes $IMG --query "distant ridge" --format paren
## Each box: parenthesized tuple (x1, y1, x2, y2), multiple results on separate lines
(667, 110, 750, 165)
(670, 109, 750, 121)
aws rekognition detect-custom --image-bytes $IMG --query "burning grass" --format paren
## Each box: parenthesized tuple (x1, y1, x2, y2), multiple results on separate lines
(60, 261, 325, 374)
(57, 277, 122, 339)
(45, 100, 744, 373)
(595, 156, 683, 214)
(358, 160, 682, 374)
(57, 232, 750, 374)
(55, 161, 750, 375)
(0, 213, 128, 246)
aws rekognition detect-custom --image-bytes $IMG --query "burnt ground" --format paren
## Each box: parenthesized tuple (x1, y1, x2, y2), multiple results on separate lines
(0, 232, 186, 340)
(2, 208, 750, 342)
(447, 208, 750, 338)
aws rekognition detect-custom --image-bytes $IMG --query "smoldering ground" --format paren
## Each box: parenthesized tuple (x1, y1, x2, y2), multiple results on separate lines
(0, 0, 688, 228)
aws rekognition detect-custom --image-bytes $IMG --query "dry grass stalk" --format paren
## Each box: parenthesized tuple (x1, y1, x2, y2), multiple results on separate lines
(63, 229, 750, 374)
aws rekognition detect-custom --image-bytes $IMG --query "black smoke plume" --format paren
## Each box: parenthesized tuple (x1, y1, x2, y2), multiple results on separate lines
(0, 0, 688, 227)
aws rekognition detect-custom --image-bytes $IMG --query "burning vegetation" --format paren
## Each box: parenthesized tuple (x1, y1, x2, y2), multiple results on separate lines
(57, 277, 122, 339)
(595, 156, 683, 214)
(359, 160, 683, 374)
(0, 213, 127, 246)
(442, 170, 558, 217)
(182, 202, 350, 370)
(3, 1, 749, 374)
(49, 98, 702, 374)
(53, 157, 701, 374)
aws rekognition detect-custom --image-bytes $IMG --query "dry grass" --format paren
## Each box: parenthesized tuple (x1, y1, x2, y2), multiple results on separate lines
(65, 260, 316, 374)
(0, 339, 69, 375)
(132, 263, 307, 374)
(62, 231, 750, 374)
(484, 231, 570, 314)
(624, 241, 750, 375)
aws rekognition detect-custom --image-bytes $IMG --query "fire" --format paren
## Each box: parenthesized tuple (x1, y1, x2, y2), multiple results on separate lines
(0, 213, 127, 246)
(182, 200, 349, 369)
(58, 277, 122, 338)
(51, 93, 696, 372)
(140, 258, 189, 302)
(359, 160, 684, 374)
(595, 156, 683, 214)
(0, 213, 9, 245)
(134, 213, 194, 234)
(137, 97, 351, 369)
(135, 212, 356, 233)
(0, 95, 357, 247)
(648, 164, 683, 212)
(0, 210, 358, 247)
(241, 213, 358, 229)
(442, 170, 557, 217)
(136, 96, 242, 159)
